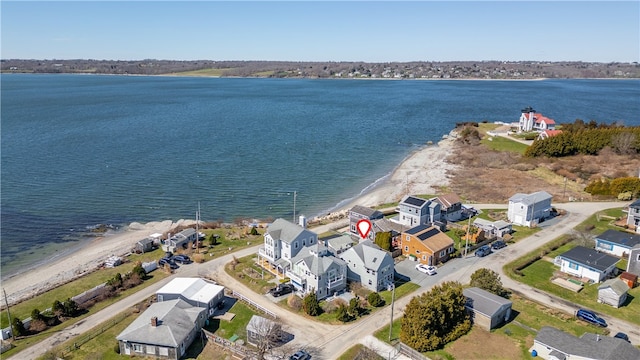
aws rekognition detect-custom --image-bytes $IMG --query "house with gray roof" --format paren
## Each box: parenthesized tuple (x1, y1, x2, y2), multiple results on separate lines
(557, 246, 619, 283)
(507, 191, 552, 227)
(597, 278, 629, 308)
(626, 198, 640, 233)
(287, 244, 347, 300)
(435, 193, 464, 222)
(258, 218, 318, 278)
(162, 228, 198, 253)
(339, 240, 394, 292)
(349, 205, 384, 241)
(246, 315, 281, 348)
(595, 229, 640, 257)
(324, 234, 355, 255)
(532, 326, 640, 360)
(395, 195, 441, 228)
(473, 218, 513, 239)
(463, 287, 512, 330)
(116, 299, 206, 359)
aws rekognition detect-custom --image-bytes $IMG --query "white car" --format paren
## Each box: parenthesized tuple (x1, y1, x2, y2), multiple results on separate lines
(415, 264, 437, 275)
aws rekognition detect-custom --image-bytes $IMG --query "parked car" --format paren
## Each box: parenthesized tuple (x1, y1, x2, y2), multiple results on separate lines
(270, 283, 294, 297)
(173, 254, 192, 264)
(158, 257, 179, 270)
(415, 264, 437, 275)
(491, 240, 507, 250)
(475, 245, 492, 257)
(576, 309, 607, 327)
(614, 332, 630, 342)
(289, 350, 311, 360)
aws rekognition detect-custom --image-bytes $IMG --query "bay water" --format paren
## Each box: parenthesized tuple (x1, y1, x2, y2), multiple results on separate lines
(2, 74, 639, 276)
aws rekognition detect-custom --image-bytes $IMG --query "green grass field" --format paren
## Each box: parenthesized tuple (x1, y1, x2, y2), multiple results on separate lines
(481, 135, 529, 154)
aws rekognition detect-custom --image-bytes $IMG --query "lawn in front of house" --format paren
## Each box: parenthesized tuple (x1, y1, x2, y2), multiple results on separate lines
(481, 134, 529, 154)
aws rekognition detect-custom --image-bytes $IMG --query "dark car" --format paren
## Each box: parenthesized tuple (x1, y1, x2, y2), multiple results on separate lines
(289, 350, 311, 360)
(614, 332, 630, 342)
(576, 309, 607, 327)
(158, 257, 179, 270)
(491, 240, 507, 250)
(475, 245, 492, 257)
(173, 254, 192, 264)
(270, 283, 294, 297)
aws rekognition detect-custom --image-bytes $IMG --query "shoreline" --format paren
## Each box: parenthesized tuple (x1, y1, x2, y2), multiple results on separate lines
(0, 133, 459, 306)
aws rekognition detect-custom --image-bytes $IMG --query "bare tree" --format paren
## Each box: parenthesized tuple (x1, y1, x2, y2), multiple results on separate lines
(612, 132, 638, 155)
(247, 315, 283, 360)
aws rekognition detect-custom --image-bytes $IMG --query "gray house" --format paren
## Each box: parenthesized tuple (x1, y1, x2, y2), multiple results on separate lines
(116, 299, 206, 359)
(349, 205, 384, 240)
(532, 326, 640, 360)
(507, 191, 552, 227)
(287, 244, 347, 300)
(156, 277, 225, 317)
(473, 218, 513, 239)
(162, 228, 197, 253)
(626, 199, 640, 233)
(463, 287, 512, 330)
(396, 195, 441, 227)
(435, 193, 464, 222)
(598, 278, 629, 308)
(627, 244, 640, 276)
(339, 240, 394, 292)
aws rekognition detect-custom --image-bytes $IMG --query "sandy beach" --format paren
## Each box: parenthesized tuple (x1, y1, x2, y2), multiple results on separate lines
(1, 133, 458, 306)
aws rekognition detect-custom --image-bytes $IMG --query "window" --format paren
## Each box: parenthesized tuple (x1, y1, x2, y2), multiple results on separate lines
(404, 246, 409, 252)
(133, 344, 143, 353)
(440, 250, 446, 257)
(146, 345, 156, 354)
(368, 280, 372, 285)
(636, 254, 640, 261)
(569, 261, 579, 270)
(159, 347, 169, 356)
(422, 255, 426, 260)
(406, 235, 410, 241)
(598, 242, 613, 251)
(416, 250, 420, 254)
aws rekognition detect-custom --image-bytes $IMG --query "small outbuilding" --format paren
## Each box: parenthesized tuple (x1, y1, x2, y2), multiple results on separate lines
(135, 237, 155, 253)
(620, 271, 637, 289)
(463, 287, 512, 330)
(246, 315, 281, 348)
(598, 278, 629, 308)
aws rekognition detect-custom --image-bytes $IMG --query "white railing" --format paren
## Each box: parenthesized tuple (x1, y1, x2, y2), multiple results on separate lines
(327, 275, 345, 289)
(232, 290, 276, 319)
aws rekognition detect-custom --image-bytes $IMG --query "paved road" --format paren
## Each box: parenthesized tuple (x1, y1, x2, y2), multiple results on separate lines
(11, 201, 637, 360)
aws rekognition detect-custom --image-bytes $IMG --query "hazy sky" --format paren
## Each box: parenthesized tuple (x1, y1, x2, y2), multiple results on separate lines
(2, 1, 639, 62)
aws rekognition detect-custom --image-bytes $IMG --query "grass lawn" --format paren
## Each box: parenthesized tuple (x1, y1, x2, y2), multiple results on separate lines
(481, 135, 529, 154)
(374, 293, 608, 359)
(205, 301, 257, 342)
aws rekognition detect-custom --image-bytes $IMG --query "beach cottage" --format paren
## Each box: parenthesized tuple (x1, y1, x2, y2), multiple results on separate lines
(557, 246, 619, 283)
(595, 229, 640, 257)
(507, 191, 552, 227)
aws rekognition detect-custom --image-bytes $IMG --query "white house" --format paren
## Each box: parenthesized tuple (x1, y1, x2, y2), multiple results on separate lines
(507, 191, 552, 227)
(339, 240, 394, 292)
(627, 244, 640, 276)
(518, 106, 557, 132)
(595, 229, 640, 258)
(162, 228, 198, 253)
(156, 277, 225, 317)
(557, 246, 619, 283)
(258, 218, 318, 278)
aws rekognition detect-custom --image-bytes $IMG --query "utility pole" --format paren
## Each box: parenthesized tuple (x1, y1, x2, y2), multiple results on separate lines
(3, 288, 15, 341)
(388, 283, 395, 342)
(464, 214, 471, 257)
(563, 177, 568, 201)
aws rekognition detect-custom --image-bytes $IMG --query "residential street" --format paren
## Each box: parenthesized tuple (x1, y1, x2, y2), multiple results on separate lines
(9, 201, 637, 360)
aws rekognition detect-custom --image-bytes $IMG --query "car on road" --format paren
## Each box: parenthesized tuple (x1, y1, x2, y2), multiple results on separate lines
(289, 350, 311, 360)
(269, 283, 294, 297)
(158, 257, 179, 270)
(173, 254, 192, 264)
(576, 309, 607, 327)
(415, 264, 437, 275)
(475, 245, 492, 257)
(491, 240, 507, 250)
(614, 332, 630, 342)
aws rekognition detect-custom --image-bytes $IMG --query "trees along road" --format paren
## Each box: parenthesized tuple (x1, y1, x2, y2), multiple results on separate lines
(10, 201, 637, 360)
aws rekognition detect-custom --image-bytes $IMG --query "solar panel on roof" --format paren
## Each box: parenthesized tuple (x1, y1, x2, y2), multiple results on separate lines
(406, 225, 429, 234)
(404, 196, 426, 206)
(417, 228, 440, 240)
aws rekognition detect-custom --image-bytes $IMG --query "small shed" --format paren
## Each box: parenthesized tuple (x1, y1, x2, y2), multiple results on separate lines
(597, 278, 629, 308)
(463, 287, 512, 330)
(246, 315, 281, 347)
(620, 271, 637, 289)
(135, 237, 155, 253)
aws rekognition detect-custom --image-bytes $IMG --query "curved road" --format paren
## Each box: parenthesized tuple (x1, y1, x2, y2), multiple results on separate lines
(10, 201, 637, 360)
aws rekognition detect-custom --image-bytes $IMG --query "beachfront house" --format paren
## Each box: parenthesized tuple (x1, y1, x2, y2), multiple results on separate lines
(395, 195, 441, 228)
(435, 193, 464, 222)
(556, 246, 619, 283)
(156, 277, 225, 317)
(507, 191, 552, 227)
(257, 218, 318, 278)
(325, 234, 355, 255)
(531, 326, 640, 360)
(626, 199, 640, 233)
(116, 299, 206, 359)
(162, 228, 197, 253)
(287, 243, 347, 300)
(349, 205, 384, 241)
(595, 229, 640, 258)
(400, 225, 455, 265)
(518, 106, 557, 133)
(339, 240, 394, 292)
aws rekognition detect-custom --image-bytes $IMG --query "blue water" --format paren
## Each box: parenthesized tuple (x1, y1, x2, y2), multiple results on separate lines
(2, 74, 639, 276)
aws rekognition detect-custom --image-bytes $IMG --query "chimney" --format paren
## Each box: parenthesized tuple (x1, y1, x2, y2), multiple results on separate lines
(151, 316, 158, 327)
